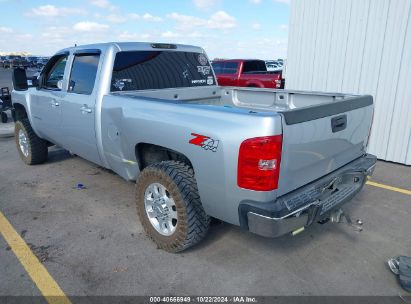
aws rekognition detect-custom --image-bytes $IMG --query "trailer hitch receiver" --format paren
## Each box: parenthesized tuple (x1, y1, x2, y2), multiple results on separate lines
(329, 208, 363, 232)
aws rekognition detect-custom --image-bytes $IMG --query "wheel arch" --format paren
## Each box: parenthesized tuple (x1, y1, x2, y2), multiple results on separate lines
(135, 143, 194, 172)
(12, 103, 28, 121)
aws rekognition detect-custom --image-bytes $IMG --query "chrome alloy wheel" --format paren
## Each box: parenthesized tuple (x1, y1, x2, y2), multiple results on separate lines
(144, 182, 178, 236)
(18, 129, 29, 157)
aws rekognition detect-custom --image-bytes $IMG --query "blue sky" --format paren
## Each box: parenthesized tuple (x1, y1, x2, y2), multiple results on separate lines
(0, 0, 290, 59)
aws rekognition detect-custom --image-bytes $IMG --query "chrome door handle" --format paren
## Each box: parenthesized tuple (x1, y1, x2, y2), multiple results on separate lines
(50, 100, 60, 107)
(80, 105, 92, 114)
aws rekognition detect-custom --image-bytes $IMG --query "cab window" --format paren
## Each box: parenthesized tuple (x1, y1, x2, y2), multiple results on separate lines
(43, 56, 68, 90)
(223, 62, 239, 74)
(242, 60, 267, 73)
(68, 53, 100, 95)
(212, 62, 223, 74)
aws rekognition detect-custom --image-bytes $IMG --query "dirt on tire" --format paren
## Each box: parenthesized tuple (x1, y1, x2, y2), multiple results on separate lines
(136, 161, 210, 253)
(15, 118, 48, 165)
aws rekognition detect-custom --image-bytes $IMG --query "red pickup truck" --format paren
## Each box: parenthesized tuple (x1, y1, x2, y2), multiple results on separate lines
(211, 59, 284, 89)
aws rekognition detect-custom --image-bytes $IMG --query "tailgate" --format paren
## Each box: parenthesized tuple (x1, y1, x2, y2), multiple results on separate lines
(277, 95, 373, 196)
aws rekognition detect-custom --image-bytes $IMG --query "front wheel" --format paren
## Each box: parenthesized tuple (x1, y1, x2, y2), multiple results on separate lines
(15, 119, 48, 165)
(1, 112, 7, 123)
(136, 161, 210, 253)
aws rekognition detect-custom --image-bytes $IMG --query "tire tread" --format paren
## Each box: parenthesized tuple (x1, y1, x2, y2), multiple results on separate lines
(15, 118, 48, 165)
(136, 161, 210, 252)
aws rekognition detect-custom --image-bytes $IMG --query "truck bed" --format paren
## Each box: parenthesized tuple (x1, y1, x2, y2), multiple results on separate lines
(112, 86, 373, 197)
(113, 86, 357, 112)
(112, 87, 357, 112)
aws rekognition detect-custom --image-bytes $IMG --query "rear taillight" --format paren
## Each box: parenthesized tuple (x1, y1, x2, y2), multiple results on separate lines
(237, 135, 282, 191)
(274, 79, 282, 88)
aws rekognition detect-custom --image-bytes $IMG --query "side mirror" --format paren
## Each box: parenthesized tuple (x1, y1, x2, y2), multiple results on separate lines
(57, 80, 63, 90)
(12, 68, 28, 91)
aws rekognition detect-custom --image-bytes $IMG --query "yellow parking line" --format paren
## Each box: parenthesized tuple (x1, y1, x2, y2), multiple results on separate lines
(366, 181, 411, 196)
(0, 211, 71, 304)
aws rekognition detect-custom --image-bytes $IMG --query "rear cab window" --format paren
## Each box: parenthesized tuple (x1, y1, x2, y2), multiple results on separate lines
(111, 51, 215, 91)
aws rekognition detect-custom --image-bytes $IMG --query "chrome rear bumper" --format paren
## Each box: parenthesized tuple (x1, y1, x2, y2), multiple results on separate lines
(239, 154, 377, 238)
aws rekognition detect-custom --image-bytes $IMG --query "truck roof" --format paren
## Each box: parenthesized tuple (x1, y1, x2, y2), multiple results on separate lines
(56, 42, 204, 55)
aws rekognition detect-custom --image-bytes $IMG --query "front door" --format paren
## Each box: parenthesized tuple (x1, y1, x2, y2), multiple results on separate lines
(60, 51, 102, 165)
(30, 54, 68, 145)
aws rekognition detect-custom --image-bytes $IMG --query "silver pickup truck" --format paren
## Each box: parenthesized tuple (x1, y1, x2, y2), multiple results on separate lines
(11, 42, 376, 252)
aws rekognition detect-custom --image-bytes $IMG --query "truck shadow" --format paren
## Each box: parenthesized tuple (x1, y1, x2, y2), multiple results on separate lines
(46, 147, 72, 164)
(184, 219, 232, 252)
(189, 202, 363, 255)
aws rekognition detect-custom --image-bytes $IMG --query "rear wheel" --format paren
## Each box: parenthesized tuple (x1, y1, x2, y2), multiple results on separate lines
(15, 119, 48, 165)
(136, 161, 210, 253)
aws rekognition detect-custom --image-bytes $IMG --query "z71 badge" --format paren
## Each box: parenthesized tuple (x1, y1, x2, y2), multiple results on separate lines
(189, 133, 219, 152)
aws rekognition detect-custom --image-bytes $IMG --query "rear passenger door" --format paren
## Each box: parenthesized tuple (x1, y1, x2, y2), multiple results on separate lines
(60, 50, 102, 165)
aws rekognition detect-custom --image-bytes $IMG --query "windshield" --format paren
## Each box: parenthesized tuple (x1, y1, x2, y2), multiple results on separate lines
(111, 51, 215, 91)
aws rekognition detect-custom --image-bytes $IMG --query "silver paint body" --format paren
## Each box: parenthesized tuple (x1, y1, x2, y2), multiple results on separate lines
(12, 42, 374, 226)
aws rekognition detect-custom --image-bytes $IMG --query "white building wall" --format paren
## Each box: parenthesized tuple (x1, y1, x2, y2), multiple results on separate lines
(286, 0, 411, 165)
